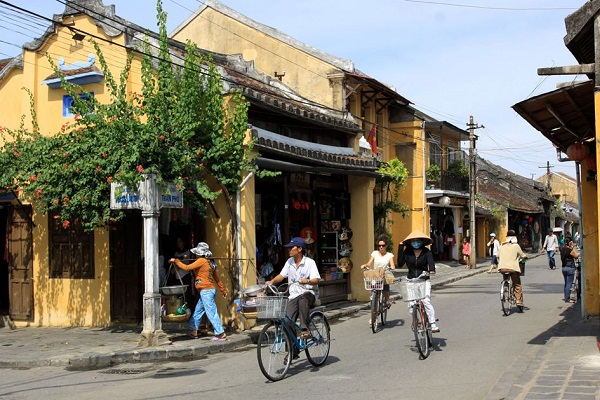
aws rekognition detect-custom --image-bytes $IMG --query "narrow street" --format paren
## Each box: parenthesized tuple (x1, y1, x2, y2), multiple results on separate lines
(0, 256, 588, 400)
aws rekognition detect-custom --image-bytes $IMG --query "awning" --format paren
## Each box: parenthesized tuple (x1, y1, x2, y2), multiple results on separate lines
(512, 80, 595, 152)
(256, 157, 381, 177)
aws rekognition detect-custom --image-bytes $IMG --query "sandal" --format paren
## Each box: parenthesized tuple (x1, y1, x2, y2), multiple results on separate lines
(300, 331, 310, 339)
(212, 333, 227, 342)
(386, 302, 392, 309)
(186, 332, 198, 339)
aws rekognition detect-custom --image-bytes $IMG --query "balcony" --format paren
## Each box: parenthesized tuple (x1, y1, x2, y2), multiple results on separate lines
(441, 171, 469, 192)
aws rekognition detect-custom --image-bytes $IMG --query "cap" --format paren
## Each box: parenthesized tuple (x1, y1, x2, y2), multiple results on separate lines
(284, 237, 307, 248)
(489, 233, 496, 237)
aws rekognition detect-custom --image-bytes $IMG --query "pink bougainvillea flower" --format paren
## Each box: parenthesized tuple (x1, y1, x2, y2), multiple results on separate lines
(136, 165, 145, 173)
(95, 166, 101, 172)
(53, 215, 60, 219)
(62, 220, 70, 229)
(13, 151, 20, 157)
(74, 114, 81, 121)
(102, 153, 108, 158)
(107, 176, 113, 183)
(30, 175, 37, 181)
(158, 135, 165, 140)
(35, 189, 42, 196)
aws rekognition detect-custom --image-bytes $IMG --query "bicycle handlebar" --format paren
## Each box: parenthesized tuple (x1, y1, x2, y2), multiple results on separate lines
(403, 271, 430, 282)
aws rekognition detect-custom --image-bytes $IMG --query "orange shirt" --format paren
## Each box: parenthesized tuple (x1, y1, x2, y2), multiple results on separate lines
(173, 257, 226, 296)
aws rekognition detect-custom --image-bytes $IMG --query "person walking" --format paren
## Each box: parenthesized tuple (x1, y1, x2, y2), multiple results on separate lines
(266, 237, 321, 343)
(169, 242, 228, 341)
(361, 234, 396, 308)
(497, 230, 527, 310)
(559, 238, 579, 303)
(397, 230, 440, 333)
(486, 233, 500, 273)
(542, 229, 559, 270)
(462, 237, 471, 268)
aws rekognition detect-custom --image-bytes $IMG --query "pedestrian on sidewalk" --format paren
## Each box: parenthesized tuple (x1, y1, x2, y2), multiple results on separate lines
(542, 229, 559, 270)
(559, 238, 579, 303)
(487, 233, 500, 273)
(497, 230, 526, 309)
(462, 237, 471, 268)
(169, 242, 228, 341)
(397, 230, 439, 333)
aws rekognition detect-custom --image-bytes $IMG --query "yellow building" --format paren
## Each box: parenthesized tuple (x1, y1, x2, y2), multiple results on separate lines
(512, 1, 600, 318)
(0, 1, 381, 326)
(171, 0, 470, 283)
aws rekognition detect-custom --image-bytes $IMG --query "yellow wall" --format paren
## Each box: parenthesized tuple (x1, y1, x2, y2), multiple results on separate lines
(172, 8, 340, 110)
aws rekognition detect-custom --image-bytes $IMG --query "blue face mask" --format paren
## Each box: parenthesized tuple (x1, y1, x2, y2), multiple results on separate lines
(411, 240, 422, 249)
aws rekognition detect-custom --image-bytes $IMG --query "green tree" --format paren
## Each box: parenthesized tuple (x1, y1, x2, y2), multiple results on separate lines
(373, 158, 410, 250)
(0, 0, 256, 233)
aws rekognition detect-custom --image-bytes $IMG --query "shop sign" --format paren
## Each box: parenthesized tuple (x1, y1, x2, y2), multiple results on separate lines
(290, 172, 310, 188)
(450, 197, 468, 206)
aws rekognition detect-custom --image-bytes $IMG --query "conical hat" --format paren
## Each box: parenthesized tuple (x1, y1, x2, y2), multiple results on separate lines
(401, 230, 432, 246)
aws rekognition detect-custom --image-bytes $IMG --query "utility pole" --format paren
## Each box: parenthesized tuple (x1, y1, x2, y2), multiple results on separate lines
(467, 116, 483, 269)
(539, 161, 554, 192)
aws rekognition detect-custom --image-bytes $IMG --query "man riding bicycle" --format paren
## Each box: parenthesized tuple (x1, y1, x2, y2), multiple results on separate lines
(265, 237, 321, 343)
(497, 230, 526, 309)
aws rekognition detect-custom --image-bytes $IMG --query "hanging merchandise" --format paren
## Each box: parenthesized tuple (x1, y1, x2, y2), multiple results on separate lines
(339, 241, 353, 257)
(338, 257, 353, 273)
(339, 227, 353, 241)
(300, 226, 316, 244)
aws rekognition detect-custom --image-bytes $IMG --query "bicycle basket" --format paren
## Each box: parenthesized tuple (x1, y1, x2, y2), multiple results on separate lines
(364, 277, 385, 291)
(400, 280, 427, 301)
(255, 296, 289, 319)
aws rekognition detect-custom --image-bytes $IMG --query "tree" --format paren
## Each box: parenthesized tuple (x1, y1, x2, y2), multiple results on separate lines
(0, 0, 255, 233)
(373, 158, 410, 250)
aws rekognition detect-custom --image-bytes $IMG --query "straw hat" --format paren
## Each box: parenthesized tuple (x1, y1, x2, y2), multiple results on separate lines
(401, 230, 433, 247)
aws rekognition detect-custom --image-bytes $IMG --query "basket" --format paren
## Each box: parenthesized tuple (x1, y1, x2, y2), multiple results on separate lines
(161, 309, 191, 322)
(400, 280, 427, 301)
(364, 278, 385, 291)
(255, 296, 289, 319)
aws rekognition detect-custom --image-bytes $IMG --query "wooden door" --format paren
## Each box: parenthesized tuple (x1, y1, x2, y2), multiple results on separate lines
(109, 213, 143, 323)
(8, 205, 33, 321)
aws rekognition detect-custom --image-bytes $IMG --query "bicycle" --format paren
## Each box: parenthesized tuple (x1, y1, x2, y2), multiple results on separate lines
(401, 272, 432, 359)
(362, 266, 390, 333)
(253, 283, 331, 381)
(569, 259, 581, 302)
(500, 267, 524, 315)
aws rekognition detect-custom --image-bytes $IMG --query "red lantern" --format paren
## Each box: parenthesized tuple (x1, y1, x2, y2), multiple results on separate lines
(566, 142, 590, 162)
(585, 153, 597, 171)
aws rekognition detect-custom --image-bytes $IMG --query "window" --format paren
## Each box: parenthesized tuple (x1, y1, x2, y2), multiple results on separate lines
(447, 140, 455, 166)
(62, 92, 94, 118)
(49, 214, 94, 279)
(428, 133, 442, 167)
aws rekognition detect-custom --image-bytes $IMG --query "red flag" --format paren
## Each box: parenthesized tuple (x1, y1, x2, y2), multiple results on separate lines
(367, 124, 378, 154)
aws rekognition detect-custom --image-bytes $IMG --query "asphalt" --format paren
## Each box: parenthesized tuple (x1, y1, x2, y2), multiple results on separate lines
(0, 255, 598, 399)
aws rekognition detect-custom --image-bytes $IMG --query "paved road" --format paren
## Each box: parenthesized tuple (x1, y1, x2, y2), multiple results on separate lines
(0, 255, 597, 400)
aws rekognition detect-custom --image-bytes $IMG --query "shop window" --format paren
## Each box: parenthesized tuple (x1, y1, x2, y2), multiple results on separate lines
(49, 214, 94, 279)
(63, 92, 94, 118)
(428, 132, 442, 167)
(447, 140, 455, 166)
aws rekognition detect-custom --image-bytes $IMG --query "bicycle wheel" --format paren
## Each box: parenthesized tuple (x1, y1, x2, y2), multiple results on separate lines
(569, 276, 578, 302)
(501, 280, 511, 316)
(305, 311, 331, 367)
(257, 321, 292, 381)
(371, 291, 380, 333)
(380, 290, 387, 327)
(413, 302, 430, 359)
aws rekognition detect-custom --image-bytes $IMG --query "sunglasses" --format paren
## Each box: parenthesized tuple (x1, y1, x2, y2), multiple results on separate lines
(378, 244, 386, 247)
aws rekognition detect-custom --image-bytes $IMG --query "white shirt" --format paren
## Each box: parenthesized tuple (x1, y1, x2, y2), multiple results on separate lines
(543, 234, 559, 251)
(280, 255, 321, 300)
(371, 251, 394, 270)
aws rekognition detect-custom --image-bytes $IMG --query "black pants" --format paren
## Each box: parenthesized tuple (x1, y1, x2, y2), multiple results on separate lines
(285, 292, 315, 331)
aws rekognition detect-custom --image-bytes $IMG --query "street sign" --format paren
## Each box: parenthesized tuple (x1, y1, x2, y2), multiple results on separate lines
(110, 182, 183, 210)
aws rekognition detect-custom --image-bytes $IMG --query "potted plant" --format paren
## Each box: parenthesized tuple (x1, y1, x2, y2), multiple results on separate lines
(447, 159, 469, 178)
(425, 164, 441, 187)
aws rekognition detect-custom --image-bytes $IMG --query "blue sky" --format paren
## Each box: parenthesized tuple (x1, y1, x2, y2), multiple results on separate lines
(0, 0, 585, 178)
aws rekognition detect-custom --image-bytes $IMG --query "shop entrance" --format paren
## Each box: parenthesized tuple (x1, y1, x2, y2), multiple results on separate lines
(430, 206, 456, 261)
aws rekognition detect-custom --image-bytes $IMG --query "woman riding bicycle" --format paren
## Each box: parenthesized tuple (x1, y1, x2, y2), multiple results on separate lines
(265, 237, 321, 341)
(497, 230, 526, 309)
(360, 234, 395, 312)
(397, 230, 439, 333)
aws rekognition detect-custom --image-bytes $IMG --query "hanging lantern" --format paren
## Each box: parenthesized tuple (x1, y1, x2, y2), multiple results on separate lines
(566, 142, 590, 162)
(585, 153, 597, 171)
